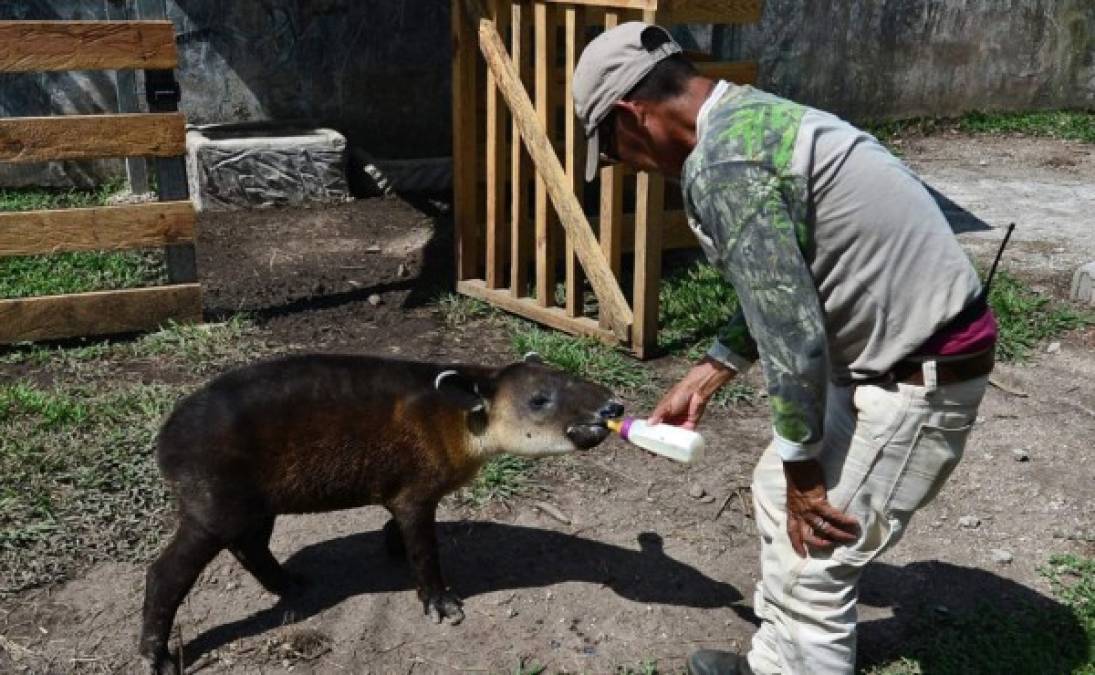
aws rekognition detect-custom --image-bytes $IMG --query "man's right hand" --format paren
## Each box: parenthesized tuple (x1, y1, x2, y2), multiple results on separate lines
(648, 357, 736, 430)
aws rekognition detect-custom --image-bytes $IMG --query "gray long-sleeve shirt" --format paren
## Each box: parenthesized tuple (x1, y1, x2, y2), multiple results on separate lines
(682, 83, 982, 461)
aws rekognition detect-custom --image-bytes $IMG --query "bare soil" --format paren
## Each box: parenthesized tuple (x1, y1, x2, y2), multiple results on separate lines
(1, 135, 1092, 674)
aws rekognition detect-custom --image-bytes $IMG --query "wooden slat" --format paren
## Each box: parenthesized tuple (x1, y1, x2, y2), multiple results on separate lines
(464, 0, 634, 337)
(510, 1, 534, 297)
(459, 279, 621, 344)
(0, 201, 194, 257)
(695, 60, 758, 84)
(533, 1, 557, 308)
(664, 0, 763, 23)
(597, 11, 626, 331)
(0, 21, 178, 72)
(633, 171, 665, 358)
(0, 284, 202, 344)
(486, 0, 511, 289)
(0, 113, 185, 163)
(453, 0, 481, 281)
(564, 5, 587, 318)
(540, 0, 655, 10)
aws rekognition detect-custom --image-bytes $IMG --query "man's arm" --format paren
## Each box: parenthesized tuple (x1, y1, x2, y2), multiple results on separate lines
(693, 162, 829, 460)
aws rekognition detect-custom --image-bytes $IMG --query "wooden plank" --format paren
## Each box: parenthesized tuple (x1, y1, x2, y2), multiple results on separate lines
(486, 0, 511, 289)
(664, 0, 763, 23)
(453, 0, 481, 282)
(540, 0, 655, 10)
(0, 284, 202, 344)
(510, 1, 534, 297)
(695, 60, 758, 84)
(533, 1, 558, 308)
(0, 21, 177, 72)
(0, 201, 194, 257)
(596, 13, 626, 331)
(0, 113, 185, 163)
(459, 279, 621, 344)
(633, 171, 665, 358)
(463, 0, 634, 337)
(564, 5, 587, 319)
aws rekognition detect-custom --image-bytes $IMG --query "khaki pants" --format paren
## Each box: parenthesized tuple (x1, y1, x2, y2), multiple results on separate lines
(747, 370, 989, 675)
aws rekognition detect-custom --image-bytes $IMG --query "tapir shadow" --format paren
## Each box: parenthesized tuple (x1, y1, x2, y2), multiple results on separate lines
(180, 522, 745, 666)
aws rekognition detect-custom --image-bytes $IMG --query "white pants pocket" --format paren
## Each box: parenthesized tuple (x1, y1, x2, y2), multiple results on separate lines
(886, 422, 972, 514)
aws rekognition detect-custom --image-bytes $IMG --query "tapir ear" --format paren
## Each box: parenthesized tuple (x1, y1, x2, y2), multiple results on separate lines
(523, 351, 544, 364)
(434, 370, 488, 413)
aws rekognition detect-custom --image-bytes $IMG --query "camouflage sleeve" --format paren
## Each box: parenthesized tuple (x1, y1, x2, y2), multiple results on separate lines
(707, 308, 759, 373)
(690, 161, 829, 461)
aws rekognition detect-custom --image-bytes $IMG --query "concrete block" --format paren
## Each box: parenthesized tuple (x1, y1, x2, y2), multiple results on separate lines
(1072, 262, 1095, 305)
(185, 122, 350, 212)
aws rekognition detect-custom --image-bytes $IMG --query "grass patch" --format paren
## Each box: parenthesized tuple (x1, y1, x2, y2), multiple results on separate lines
(459, 455, 536, 507)
(988, 270, 1094, 362)
(658, 262, 740, 358)
(863, 554, 1094, 675)
(0, 381, 183, 594)
(0, 179, 167, 299)
(509, 320, 648, 391)
(866, 109, 1095, 145)
(436, 292, 494, 327)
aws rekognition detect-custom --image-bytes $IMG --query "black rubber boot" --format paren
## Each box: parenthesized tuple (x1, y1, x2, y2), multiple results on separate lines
(686, 649, 754, 675)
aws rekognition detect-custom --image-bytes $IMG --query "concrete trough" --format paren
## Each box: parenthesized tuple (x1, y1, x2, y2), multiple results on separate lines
(185, 122, 350, 212)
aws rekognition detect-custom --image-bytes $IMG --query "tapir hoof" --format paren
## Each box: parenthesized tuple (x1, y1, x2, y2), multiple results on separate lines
(423, 591, 464, 625)
(143, 652, 180, 675)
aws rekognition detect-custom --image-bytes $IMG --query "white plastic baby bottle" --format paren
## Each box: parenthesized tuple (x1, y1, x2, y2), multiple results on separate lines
(607, 417, 705, 464)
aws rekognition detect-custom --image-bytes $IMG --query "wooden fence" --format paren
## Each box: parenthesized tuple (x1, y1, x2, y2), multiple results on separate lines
(452, 0, 761, 357)
(0, 19, 201, 344)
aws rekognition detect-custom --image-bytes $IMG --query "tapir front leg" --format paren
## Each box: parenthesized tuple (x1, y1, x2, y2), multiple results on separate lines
(387, 500, 464, 625)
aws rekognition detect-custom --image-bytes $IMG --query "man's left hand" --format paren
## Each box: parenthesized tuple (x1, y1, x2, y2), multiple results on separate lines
(783, 459, 859, 557)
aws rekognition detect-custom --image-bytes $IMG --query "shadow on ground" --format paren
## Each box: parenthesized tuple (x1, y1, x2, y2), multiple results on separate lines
(181, 521, 745, 667)
(859, 560, 1087, 674)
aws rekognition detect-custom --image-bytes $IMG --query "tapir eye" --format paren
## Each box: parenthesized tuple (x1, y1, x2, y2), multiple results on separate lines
(529, 393, 551, 410)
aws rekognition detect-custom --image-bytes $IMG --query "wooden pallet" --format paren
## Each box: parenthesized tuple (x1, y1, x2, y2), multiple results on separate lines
(0, 19, 201, 345)
(453, 0, 761, 358)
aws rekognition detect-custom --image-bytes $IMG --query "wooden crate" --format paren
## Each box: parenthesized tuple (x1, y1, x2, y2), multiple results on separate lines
(0, 19, 201, 345)
(453, 0, 761, 358)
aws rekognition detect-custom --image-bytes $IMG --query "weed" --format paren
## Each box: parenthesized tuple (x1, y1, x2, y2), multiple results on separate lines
(459, 455, 537, 507)
(658, 262, 739, 357)
(865, 109, 1095, 146)
(0, 382, 182, 594)
(436, 292, 494, 327)
(0, 179, 125, 213)
(509, 319, 647, 391)
(988, 270, 1093, 362)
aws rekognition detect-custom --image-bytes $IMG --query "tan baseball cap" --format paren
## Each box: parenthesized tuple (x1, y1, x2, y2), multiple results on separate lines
(573, 22, 682, 182)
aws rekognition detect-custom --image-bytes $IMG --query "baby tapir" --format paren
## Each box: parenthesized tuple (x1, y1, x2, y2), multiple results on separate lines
(139, 351, 622, 673)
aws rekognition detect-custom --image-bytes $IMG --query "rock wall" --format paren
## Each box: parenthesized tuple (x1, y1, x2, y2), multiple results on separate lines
(1, 0, 1091, 186)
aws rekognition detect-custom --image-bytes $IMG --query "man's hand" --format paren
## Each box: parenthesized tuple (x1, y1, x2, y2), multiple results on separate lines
(783, 459, 859, 557)
(648, 357, 736, 430)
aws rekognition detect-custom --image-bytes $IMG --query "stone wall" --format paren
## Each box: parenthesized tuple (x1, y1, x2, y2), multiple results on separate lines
(1, 0, 1091, 186)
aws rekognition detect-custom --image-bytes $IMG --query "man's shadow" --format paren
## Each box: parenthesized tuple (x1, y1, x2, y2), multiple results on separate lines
(858, 560, 1087, 674)
(180, 522, 746, 667)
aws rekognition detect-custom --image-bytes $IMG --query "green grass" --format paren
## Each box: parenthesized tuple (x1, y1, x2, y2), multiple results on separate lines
(459, 454, 537, 506)
(509, 320, 648, 391)
(0, 180, 166, 299)
(0, 381, 182, 594)
(987, 270, 1094, 362)
(864, 554, 1094, 675)
(866, 109, 1095, 145)
(658, 262, 740, 358)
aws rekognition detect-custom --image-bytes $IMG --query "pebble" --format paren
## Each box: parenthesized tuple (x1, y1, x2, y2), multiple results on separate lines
(507, 607, 518, 618)
(366, 244, 381, 253)
(700, 494, 716, 504)
(1046, 341, 1061, 354)
(688, 483, 706, 499)
(1012, 448, 1030, 462)
(368, 293, 383, 306)
(991, 548, 1014, 565)
(978, 159, 989, 166)
(397, 263, 409, 277)
(959, 515, 981, 529)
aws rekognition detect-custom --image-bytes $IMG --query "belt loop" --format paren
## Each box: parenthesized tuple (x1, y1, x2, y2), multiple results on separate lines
(922, 360, 939, 394)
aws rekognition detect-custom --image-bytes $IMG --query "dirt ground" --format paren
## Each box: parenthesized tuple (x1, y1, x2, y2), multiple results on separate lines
(1, 134, 1092, 674)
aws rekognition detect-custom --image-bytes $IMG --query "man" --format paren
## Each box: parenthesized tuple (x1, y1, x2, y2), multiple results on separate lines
(573, 22, 997, 675)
